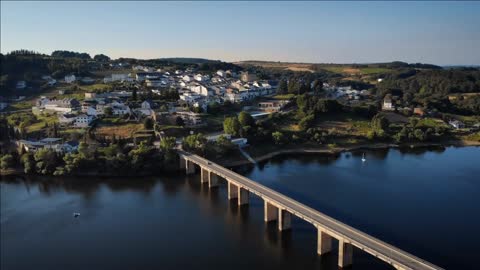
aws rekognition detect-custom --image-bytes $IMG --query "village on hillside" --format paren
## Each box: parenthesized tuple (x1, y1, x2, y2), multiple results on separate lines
(1, 54, 480, 175)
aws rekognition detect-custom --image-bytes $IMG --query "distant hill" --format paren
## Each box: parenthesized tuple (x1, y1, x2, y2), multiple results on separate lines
(235, 61, 443, 78)
(158, 58, 222, 64)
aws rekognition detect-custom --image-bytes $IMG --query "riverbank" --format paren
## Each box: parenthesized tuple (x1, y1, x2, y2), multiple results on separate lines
(2, 140, 479, 177)
(220, 140, 480, 167)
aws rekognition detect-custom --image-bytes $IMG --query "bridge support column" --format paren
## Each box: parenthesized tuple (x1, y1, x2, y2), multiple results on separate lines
(208, 172, 219, 188)
(278, 209, 291, 231)
(338, 239, 353, 268)
(238, 187, 249, 205)
(179, 157, 186, 171)
(185, 160, 195, 175)
(228, 181, 238, 199)
(264, 201, 278, 222)
(200, 168, 209, 183)
(317, 228, 333, 255)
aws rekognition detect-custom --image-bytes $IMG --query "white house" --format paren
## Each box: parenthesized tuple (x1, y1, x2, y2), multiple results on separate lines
(104, 73, 130, 83)
(382, 95, 394, 111)
(231, 138, 248, 148)
(145, 79, 164, 88)
(224, 92, 243, 103)
(81, 77, 95, 84)
(43, 98, 80, 113)
(216, 70, 226, 77)
(74, 114, 94, 128)
(189, 84, 209, 96)
(84, 106, 99, 116)
(141, 100, 154, 110)
(110, 102, 131, 115)
(47, 79, 57, 86)
(182, 75, 193, 82)
(65, 75, 76, 84)
(16, 81, 26, 89)
(449, 120, 465, 129)
(194, 74, 209, 82)
(176, 112, 203, 126)
(58, 113, 77, 125)
(180, 92, 202, 103)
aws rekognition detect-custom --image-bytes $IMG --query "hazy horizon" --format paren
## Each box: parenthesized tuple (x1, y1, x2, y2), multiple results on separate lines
(1, 1, 479, 65)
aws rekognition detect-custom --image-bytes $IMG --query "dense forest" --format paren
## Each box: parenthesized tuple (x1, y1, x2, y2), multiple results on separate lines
(0, 50, 96, 95)
(374, 69, 480, 114)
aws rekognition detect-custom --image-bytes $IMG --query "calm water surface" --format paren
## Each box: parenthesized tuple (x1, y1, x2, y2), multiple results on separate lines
(1, 146, 479, 270)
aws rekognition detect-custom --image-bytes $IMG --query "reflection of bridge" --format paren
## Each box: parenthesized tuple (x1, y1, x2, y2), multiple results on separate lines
(179, 150, 443, 270)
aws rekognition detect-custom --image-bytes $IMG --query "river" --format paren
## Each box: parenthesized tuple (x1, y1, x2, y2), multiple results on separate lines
(1, 146, 479, 270)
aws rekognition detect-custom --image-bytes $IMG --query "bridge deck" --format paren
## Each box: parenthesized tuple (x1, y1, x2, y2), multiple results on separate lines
(180, 151, 443, 270)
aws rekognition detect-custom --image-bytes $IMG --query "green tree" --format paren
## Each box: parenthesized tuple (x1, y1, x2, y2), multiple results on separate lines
(159, 136, 177, 162)
(272, 131, 285, 145)
(312, 80, 324, 95)
(215, 135, 235, 155)
(371, 114, 389, 131)
(160, 136, 176, 152)
(175, 116, 185, 126)
(34, 148, 59, 175)
(223, 117, 241, 136)
(183, 133, 207, 154)
(414, 129, 426, 141)
(0, 154, 14, 170)
(277, 79, 288, 94)
(132, 88, 137, 101)
(104, 106, 113, 116)
(20, 153, 35, 174)
(299, 114, 315, 131)
(93, 54, 110, 62)
(238, 111, 254, 127)
(143, 117, 154, 130)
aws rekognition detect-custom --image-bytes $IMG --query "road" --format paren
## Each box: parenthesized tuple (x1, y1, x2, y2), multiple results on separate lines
(179, 150, 443, 270)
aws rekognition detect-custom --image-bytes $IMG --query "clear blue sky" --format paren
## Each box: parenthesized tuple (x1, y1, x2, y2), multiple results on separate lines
(1, 1, 479, 65)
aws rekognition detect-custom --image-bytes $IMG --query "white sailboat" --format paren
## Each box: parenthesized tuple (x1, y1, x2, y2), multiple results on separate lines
(362, 153, 366, 162)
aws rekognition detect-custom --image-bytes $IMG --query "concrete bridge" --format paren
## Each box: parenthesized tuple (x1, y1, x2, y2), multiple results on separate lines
(179, 150, 443, 270)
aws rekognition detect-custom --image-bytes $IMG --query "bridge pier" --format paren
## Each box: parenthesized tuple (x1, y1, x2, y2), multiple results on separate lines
(208, 172, 219, 188)
(200, 168, 209, 183)
(317, 228, 333, 255)
(338, 239, 353, 268)
(186, 160, 195, 174)
(264, 201, 278, 222)
(179, 157, 186, 170)
(238, 187, 249, 205)
(228, 181, 238, 199)
(278, 209, 291, 231)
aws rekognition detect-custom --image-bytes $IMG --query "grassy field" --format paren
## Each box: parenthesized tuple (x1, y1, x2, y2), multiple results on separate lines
(463, 132, 480, 142)
(6, 100, 34, 111)
(321, 66, 392, 75)
(27, 114, 58, 133)
(95, 123, 143, 139)
(272, 94, 296, 100)
(80, 83, 112, 91)
(416, 118, 449, 129)
(314, 112, 372, 136)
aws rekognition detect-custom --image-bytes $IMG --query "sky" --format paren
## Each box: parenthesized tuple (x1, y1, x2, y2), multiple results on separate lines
(1, 1, 479, 65)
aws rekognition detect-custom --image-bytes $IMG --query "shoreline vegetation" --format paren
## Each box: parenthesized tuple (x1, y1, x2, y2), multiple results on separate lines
(220, 140, 480, 167)
(2, 140, 478, 177)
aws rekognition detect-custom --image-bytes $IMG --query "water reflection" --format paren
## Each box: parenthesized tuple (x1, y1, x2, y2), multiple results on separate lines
(2, 146, 479, 270)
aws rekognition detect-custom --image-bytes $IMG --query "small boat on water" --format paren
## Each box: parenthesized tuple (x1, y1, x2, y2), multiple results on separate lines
(73, 212, 80, 218)
(361, 153, 366, 162)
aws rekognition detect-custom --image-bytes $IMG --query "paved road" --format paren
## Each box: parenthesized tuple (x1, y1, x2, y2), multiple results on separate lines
(179, 150, 443, 270)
